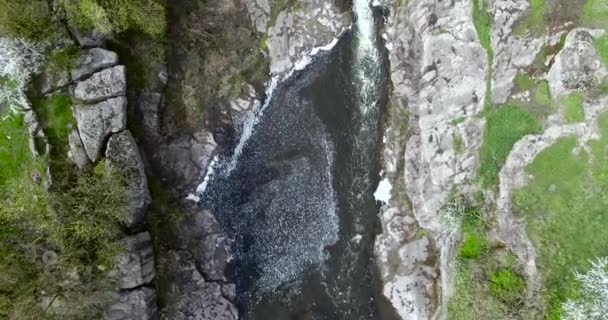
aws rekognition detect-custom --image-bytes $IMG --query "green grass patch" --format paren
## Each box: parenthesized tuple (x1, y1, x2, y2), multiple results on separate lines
(61, 0, 166, 38)
(513, 0, 545, 36)
(397, 0, 408, 8)
(594, 34, 608, 68)
(47, 46, 80, 73)
(453, 132, 464, 155)
(561, 93, 585, 123)
(581, 0, 608, 29)
(533, 80, 552, 106)
(472, 0, 494, 110)
(489, 268, 526, 305)
(478, 104, 542, 186)
(459, 207, 488, 260)
(512, 114, 608, 316)
(514, 73, 535, 92)
(0, 0, 54, 40)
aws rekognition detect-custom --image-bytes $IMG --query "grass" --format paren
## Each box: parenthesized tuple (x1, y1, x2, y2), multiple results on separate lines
(478, 104, 542, 186)
(472, 0, 494, 111)
(448, 206, 526, 319)
(561, 93, 585, 123)
(512, 114, 608, 317)
(47, 46, 80, 73)
(0, 0, 54, 40)
(61, 0, 166, 38)
(594, 34, 608, 68)
(515, 73, 536, 92)
(533, 80, 552, 106)
(581, 0, 608, 29)
(453, 132, 464, 155)
(513, 0, 545, 36)
(490, 268, 526, 306)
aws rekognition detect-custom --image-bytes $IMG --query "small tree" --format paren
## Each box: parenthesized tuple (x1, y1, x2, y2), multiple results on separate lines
(562, 257, 608, 320)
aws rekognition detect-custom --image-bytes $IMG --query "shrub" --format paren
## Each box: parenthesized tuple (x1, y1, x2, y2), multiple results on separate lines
(489, 268, 526, 305)
(0, 0, 53, 40)
(562, 257, 608, 320)
(61, 0, 166, 37)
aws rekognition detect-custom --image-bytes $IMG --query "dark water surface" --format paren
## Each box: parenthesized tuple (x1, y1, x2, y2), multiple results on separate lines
(201, 23, 396, 319)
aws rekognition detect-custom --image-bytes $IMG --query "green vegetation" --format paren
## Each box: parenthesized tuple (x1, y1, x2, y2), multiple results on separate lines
(397, 0, 408, 8)
(1, 91, 127, 317)
(514, 0, 545, 36)
(490, 268, 526, 305)
(472, 0, 494, 110)
(478, 104, 542, 186)
(533, 80, 552, 106)
(594, 34, 608, 68)
(581, 0, 608, 29)
(453, 133, 464, 155)
(561, 94, 585, 123)
(448, 206, 527, 319)
(0, 0, 53, 40)
(514, 73, 535, 92)
(61, 0, 166, 37)
(47, 46, 80, 72)
(513, 114, 608, 317)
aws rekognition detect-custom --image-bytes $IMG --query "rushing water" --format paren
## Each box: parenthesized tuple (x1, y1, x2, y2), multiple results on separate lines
(197, 1, 397, 319)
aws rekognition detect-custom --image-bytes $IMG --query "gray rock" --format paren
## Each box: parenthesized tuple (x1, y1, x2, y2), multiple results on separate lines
(177, 209, 230, 282)
(72, 28, 112, 48)
(68, 129, 91, 169)
(71, 48, 119, 82)
(73, 96, 127, 162)
(138, 92, 162, 138)
(548, 29, 608, 97)
(105, 131, 151, 228)
(109, 232, 156, 290)
(104, 287, 157, 320)
(160, 251, 237, 320)
(39, 68, 71, 95)
(74, 66, 127, 103)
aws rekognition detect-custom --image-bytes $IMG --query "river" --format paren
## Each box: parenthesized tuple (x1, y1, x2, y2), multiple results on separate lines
(197, 1, 397, 319)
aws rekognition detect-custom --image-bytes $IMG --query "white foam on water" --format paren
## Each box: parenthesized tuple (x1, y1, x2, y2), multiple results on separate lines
(374, 178, 393, 204)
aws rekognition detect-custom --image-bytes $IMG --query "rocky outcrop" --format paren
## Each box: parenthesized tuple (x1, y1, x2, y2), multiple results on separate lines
(67, 128, 91, 169)
(73, 65, 127, 103)
(245, 0, 351, 75)
(547, 28, 607, 97)
(71, 48, 119, 81)
(73, 96, 127, 162)
(376, 0, 487, 318)
(104, 287, 158, 320)
(110, 232, 156, 290)
(105, 131, 151, 228)
(160, 250, 237, 320)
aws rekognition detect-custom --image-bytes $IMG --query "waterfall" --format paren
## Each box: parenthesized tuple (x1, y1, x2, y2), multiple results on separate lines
(354, 0, 381, 117)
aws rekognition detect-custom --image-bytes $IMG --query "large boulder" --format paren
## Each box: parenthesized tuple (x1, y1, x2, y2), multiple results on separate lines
(73, 96, 127, 162)
(105, 131, 151, 228)
(67, 129, 91, 169)
(104, 287, 157, 320)
(72, 48, 119, 81)
(160, 250, 237, 320)
(109, 232, 156, 290)
(548, 29, 607, 97)
(74, 66, 127, 103)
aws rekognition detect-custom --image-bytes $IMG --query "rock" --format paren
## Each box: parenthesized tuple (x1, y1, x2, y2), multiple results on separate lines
(160, 251, 238, 320)
(105, 131, 151, 228)
(73, 96, 127, 162)
(221, 284, 236, 302)
(109, 232, 155, 290)
(138, 92, 162, 138)
(265, 0, 350, 75)
(71, 28, 112, 48)
(67, 129, 91, 169)
(39, 68, 71, 95)
(71, 48, 119, 82)
(74, 66, 127, 103)
(243, 0, 271, 33)
(548, 29, 608, 97)
(176, 209, 230, 281)
(104, 287, 157, 320)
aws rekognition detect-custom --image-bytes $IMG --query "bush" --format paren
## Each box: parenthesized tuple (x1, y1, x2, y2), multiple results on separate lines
(61, 0, 166, 37)
(0, 0, 53, 40)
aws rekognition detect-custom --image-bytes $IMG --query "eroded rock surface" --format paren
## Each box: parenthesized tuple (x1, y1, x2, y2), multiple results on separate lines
(73, 96, 127, 162)
(105, 130, 151, 228)
(74, 65, 126, 103)
(71, 48, 119, 81)
(110, 232, 156, 290)
(104, 287, 158, 320)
